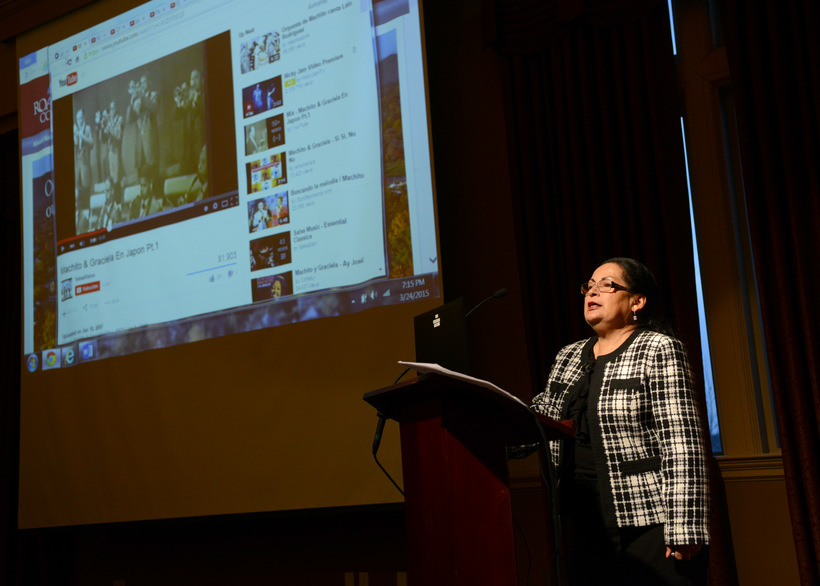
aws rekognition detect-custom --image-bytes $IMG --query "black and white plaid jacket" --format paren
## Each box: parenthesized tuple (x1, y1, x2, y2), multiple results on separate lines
(532, 329, 711, 545)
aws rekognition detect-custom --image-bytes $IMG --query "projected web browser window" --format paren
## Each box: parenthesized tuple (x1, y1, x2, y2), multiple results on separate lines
(19, 0, 439, 371)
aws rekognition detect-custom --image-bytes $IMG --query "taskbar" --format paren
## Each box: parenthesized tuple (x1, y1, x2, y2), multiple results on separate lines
(24, 271, 440, 373)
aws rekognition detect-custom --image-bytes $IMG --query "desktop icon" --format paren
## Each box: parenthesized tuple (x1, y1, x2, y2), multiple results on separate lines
(42, 349, 61, 370)
(79, 340, 97, 362)
(62, 345, 78, 367)
(26, 354, 39, 373)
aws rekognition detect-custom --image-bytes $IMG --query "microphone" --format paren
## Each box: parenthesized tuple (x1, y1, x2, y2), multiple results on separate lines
(373, 288, 508, 456)
(464, 288, 508, 319)
(371, 410, 404, 495)
(372, 413, 387, 456)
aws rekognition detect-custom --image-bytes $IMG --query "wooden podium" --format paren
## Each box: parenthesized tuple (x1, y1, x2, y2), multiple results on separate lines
(363, 372, 574, 586)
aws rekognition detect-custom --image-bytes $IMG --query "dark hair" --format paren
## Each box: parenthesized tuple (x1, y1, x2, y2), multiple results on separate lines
(603, 257, 675, 337)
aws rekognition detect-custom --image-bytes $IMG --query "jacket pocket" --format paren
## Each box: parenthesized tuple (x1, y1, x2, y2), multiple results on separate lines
(610, 377, 642, 391)
(618, 455, 662, 475)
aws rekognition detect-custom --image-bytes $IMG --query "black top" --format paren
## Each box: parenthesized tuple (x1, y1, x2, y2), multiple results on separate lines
(567, 343, 597, 480)
(560, 330, 643, 513)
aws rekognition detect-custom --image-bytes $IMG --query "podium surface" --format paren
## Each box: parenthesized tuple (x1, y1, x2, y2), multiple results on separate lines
(364, 373, 573, 586)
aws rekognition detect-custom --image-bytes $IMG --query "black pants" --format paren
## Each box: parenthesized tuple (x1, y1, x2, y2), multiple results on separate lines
(563, 480, 708, 586)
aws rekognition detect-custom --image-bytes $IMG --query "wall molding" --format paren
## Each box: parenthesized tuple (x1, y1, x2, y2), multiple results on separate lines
(716, 453, 784, 482)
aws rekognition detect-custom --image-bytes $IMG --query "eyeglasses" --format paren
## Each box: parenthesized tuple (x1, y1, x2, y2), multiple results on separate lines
(580, 278, 634, 296)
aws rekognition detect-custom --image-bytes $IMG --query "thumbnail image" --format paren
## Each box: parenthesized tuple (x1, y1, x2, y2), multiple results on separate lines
(248, 191, 290, 233)
(246, 152, 287, 193)
(251, 271, 293, 301)
(61, 278, 73, 301)
(249, 231, 292, 272)
(239, 31, 281, 74)
(242, 75, 283, 118)
(67, 41, 215, 235)
(245, 120, 268, 155)
(244, 113, 285, 156)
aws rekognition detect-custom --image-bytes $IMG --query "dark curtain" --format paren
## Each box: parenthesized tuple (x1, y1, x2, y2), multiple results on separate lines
(488, 0, 700, 385)
(487, 0, 735, 583)
(1, 129, 21, 586)
(721, 1, 820, 584)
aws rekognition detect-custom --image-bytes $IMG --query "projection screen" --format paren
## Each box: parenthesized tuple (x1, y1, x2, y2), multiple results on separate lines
(17, 0, 441, 529)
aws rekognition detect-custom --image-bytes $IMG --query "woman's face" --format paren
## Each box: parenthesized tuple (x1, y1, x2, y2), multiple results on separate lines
(271, 280, 282, 298)
(583, 262, 644, 334)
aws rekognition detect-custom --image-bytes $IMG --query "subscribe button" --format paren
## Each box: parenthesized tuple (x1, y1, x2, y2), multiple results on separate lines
(75, 281, 100, 296)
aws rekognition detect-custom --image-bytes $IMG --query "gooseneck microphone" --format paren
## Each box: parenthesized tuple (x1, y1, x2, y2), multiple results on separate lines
(373, 287, 509, 456)
(464, 288, 508, 319)
(388, 287, 509, 392)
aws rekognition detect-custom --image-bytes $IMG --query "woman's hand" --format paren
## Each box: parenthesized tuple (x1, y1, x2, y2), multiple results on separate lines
(665, 544, 702, 561)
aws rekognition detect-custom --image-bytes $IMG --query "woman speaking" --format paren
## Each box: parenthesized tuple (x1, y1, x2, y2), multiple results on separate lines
(532, 258, 710, 585)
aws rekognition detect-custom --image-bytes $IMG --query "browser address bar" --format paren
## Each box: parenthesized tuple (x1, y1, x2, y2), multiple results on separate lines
(91, 9, 188, 59)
